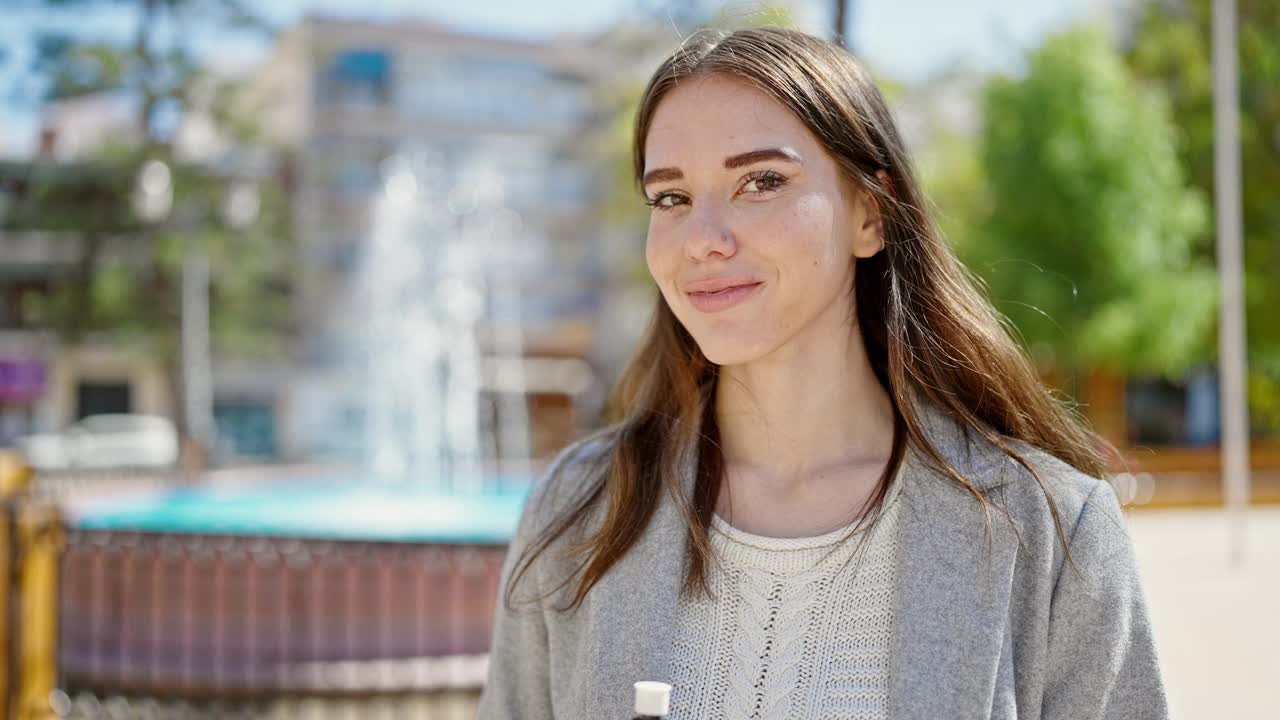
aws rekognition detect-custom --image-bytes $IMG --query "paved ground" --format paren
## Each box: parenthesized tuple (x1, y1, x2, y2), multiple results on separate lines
(1125, 505, 1280, 719)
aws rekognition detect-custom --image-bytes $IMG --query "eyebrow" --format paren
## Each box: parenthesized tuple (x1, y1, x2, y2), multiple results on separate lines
(642, 147, 802, 187)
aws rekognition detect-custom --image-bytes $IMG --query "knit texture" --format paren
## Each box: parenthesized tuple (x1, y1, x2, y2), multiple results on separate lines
(665, 474, 903, 720)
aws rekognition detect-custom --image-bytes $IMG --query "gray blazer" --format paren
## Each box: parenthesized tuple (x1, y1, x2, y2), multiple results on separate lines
(478, 396, 1170, 719)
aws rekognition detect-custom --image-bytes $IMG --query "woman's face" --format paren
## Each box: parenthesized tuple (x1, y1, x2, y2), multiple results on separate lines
(643, 73, 885, 366)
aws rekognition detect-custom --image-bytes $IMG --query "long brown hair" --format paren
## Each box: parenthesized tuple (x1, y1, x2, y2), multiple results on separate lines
(506, 27, 1109, 613)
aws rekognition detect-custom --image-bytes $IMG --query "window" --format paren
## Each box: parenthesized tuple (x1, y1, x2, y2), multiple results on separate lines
(76, 381, 131, 419)
(214, 401, 278, 459)
(1126, 368, 1219, 446)
(317, 48, 393, 107)
(397, 52, 587, 129)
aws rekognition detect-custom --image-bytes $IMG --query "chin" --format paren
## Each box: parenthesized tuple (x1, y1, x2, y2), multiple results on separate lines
(692, 333, 770, 367)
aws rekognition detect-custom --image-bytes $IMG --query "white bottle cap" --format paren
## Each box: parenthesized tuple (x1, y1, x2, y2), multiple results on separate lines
(634, 681, 672, 716)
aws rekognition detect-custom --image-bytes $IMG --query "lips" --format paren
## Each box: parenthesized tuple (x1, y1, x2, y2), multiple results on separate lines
(684, 276, 764, 293)
(685, 279, 763, 313)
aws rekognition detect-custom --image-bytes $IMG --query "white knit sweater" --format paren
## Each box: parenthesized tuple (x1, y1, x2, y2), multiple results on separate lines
(664, 473, 903, 720)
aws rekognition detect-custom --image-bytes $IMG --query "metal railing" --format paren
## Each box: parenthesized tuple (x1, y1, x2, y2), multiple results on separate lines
(2, 452, 62, 720)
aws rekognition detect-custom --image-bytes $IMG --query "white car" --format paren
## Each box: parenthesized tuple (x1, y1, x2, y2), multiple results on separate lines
(17, 414, 180, 471)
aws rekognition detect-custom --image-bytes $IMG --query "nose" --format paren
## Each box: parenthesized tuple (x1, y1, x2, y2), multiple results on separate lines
(682, 200, 737, 261)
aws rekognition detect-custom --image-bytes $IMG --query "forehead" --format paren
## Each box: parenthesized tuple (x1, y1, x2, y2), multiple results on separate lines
(644, 73, 815, 166)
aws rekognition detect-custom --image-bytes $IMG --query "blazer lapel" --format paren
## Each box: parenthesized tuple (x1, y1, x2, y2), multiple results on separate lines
(885, 400, 1020, 719)
(575, 453, 695, 715)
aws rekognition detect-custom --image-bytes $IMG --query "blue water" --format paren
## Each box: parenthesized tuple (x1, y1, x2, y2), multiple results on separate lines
(70, 477, 533, 545)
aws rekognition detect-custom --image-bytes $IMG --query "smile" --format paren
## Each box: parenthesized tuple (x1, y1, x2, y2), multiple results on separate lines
(686, 282, 763, 313)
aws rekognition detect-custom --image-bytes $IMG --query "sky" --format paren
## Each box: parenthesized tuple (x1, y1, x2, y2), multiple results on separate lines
(0, 0, 1109, 157)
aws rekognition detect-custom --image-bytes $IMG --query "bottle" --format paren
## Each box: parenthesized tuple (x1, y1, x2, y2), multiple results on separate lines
(633, 681, 672, 719)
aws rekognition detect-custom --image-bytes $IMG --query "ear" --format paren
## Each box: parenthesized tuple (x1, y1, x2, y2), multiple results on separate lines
(851, 169, 892, 259)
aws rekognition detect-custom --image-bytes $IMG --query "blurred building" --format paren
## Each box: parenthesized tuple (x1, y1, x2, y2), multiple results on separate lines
(0, 100, 141, 449)
(0, 159, 172, 449)
(240, 17, 617, 459)
(246, 17, 609, 353)
(0, 69, 291, 460)
(1, 16, 626, 464)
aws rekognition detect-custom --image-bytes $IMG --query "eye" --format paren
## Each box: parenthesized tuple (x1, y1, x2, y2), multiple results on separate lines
(645, 169, 783, 211)
(742, 167, 788, 192)
(645, 191, 688, 212)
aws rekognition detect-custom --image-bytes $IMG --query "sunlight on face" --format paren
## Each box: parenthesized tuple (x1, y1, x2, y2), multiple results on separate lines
(643, 73, 881, 366)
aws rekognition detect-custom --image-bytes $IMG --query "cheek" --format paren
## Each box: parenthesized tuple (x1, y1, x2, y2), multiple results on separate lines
(645, 225, 685, 308)
(649, 212, 695, 265)
(766, 191, 840, 269)
(644, 226, 666, 279)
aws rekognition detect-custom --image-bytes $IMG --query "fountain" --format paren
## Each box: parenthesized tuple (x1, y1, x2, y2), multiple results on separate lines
(59, 149, 544, 697)
(299, 148, 533, 491)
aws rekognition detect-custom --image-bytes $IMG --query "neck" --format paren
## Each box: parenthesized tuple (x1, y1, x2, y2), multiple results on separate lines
(714, 315, 895, 488)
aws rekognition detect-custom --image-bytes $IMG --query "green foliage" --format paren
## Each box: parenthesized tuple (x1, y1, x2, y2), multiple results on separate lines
(46, 43, 131, 99)
(917, 119, 990, 259)
(970, 27, 1215, 377)
(1249, 367, 1280, 434)
(10, 0, 292, 362)
(1123, 0, 1280, 419)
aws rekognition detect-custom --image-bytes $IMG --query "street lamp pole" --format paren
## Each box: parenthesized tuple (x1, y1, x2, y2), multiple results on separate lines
(1211, 0, 1251, 567)
(182, 243, 215, 463)
(135, 161, 259, 469)
(833, 0, 854, 49)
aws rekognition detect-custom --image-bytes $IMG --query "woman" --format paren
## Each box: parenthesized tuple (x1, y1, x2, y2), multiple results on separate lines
(479, 27, 1168, 720)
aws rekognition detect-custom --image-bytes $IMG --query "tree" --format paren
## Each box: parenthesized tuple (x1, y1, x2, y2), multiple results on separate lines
(1122, 0, 1280, 431)
(970, 27, 1215, 385)
(2, 0, 292, 443)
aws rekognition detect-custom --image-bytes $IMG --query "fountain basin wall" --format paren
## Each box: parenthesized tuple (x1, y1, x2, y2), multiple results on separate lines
(59, 479, 528, 696)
